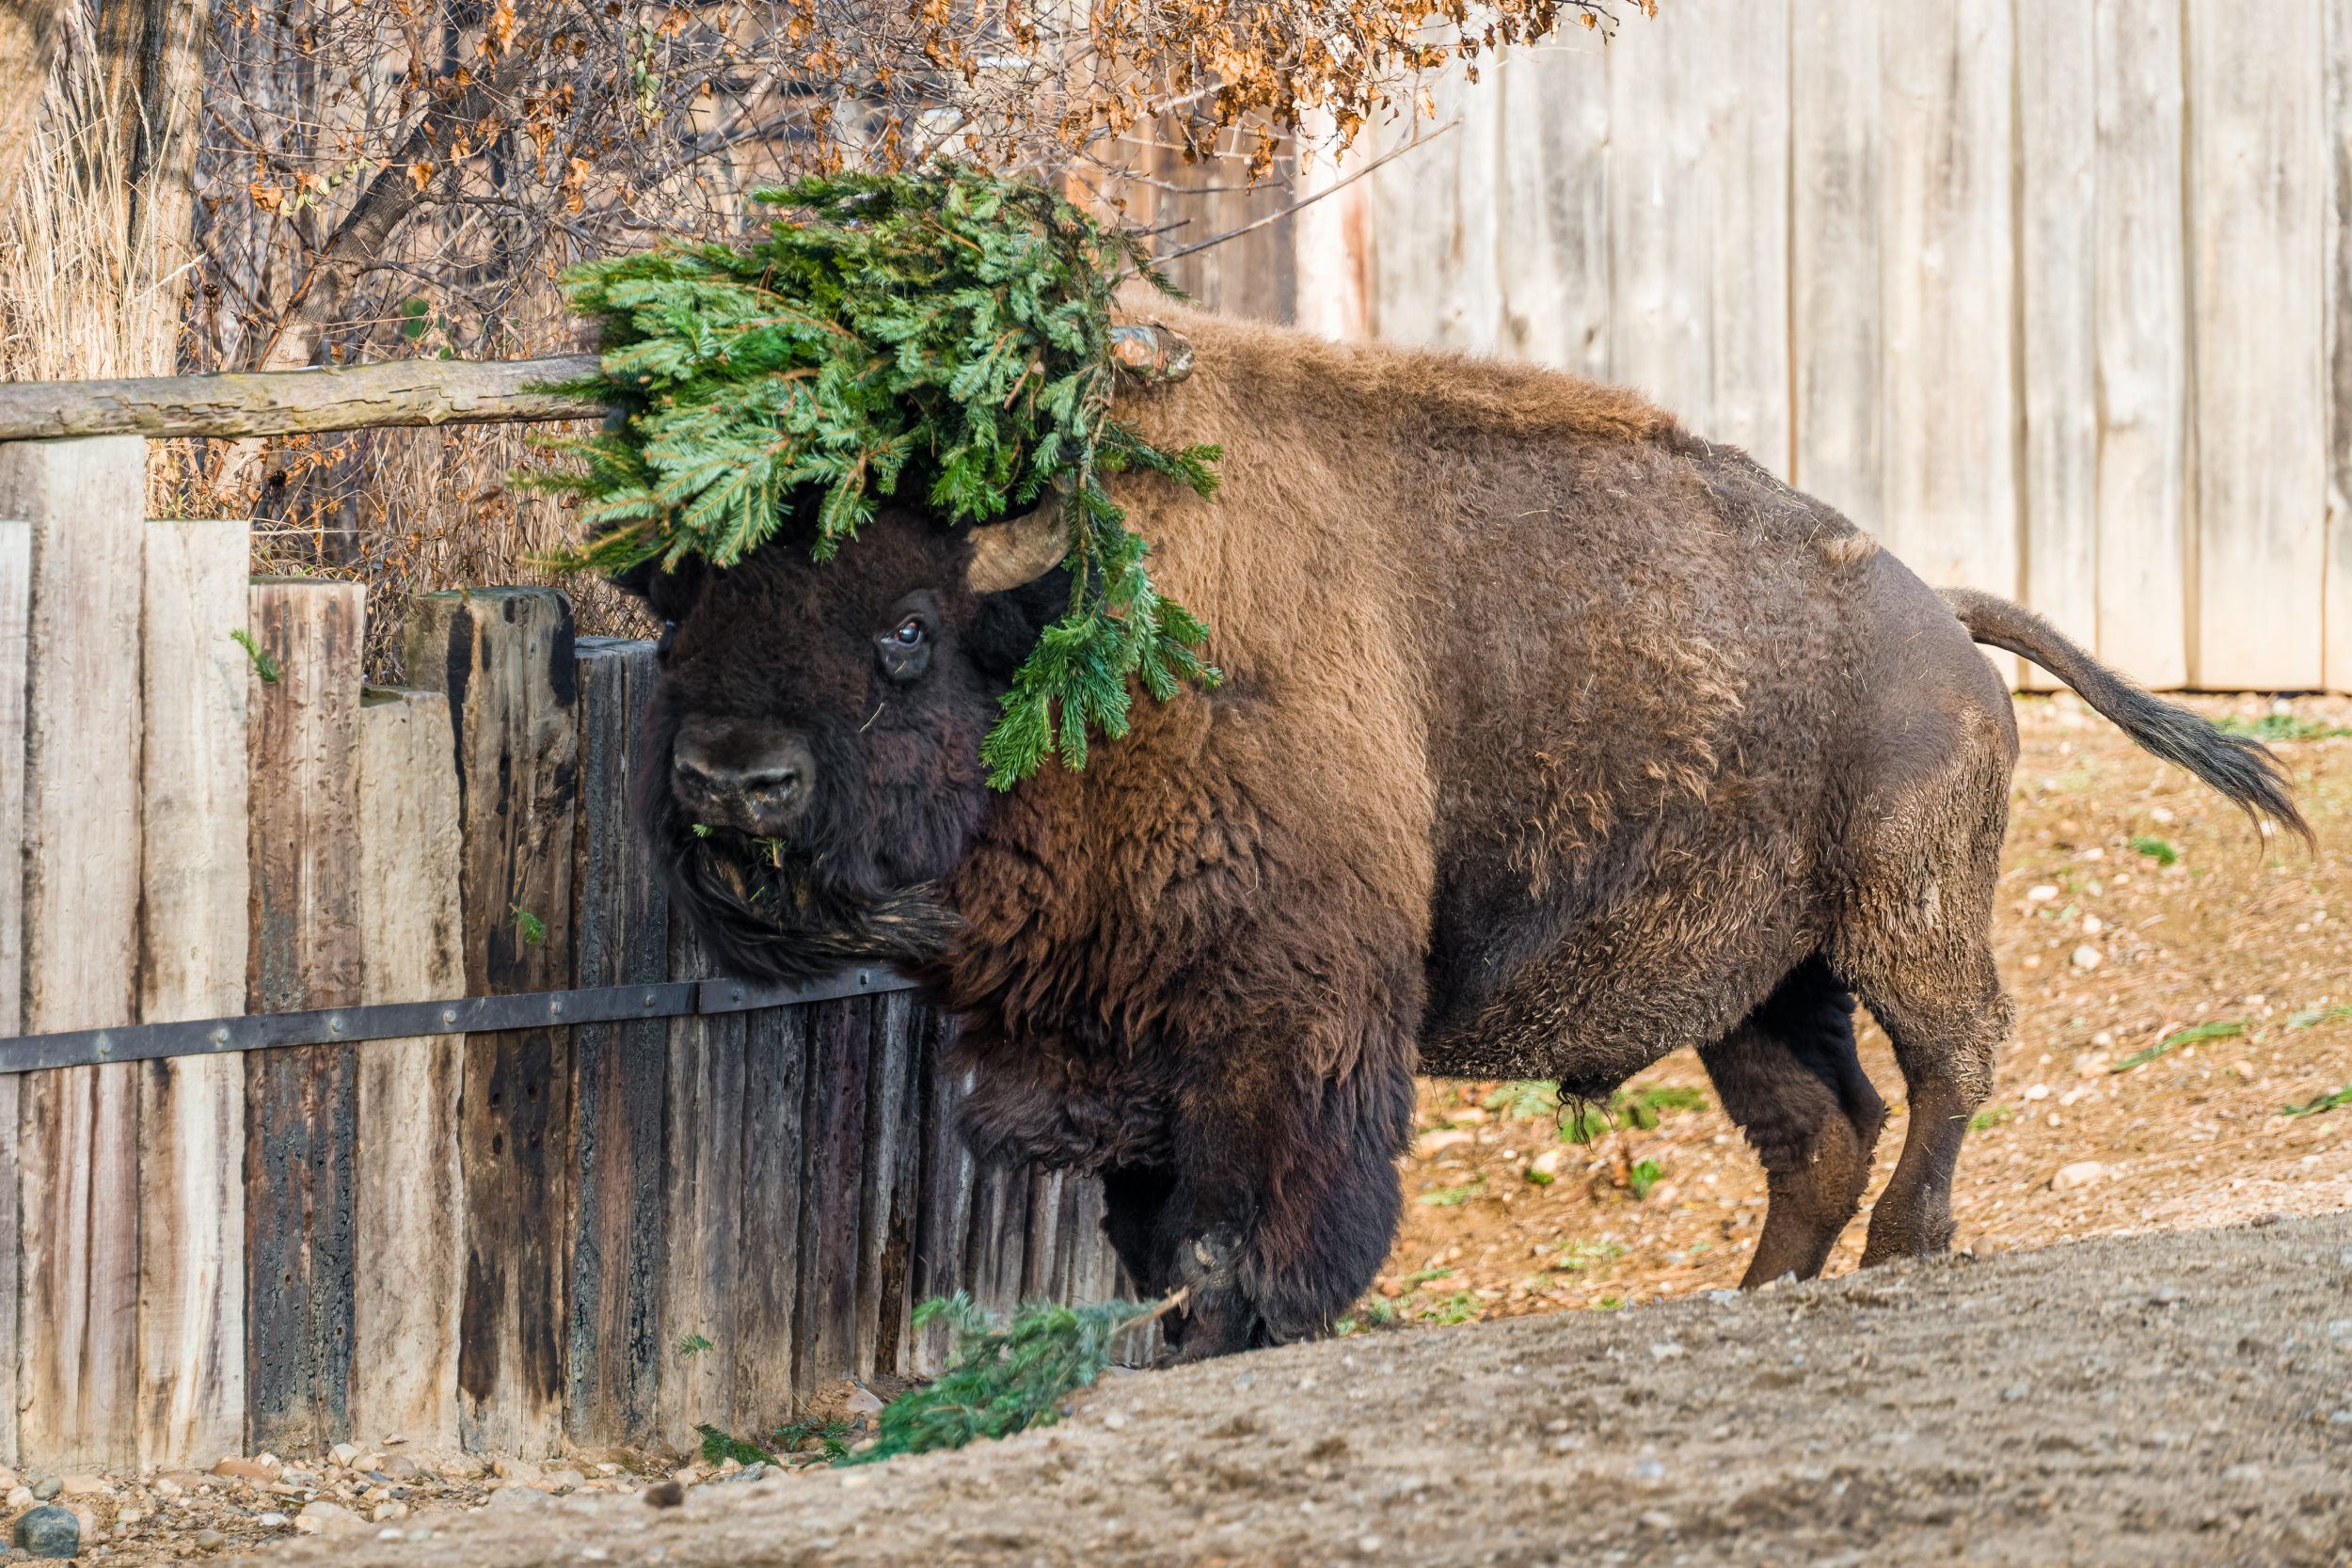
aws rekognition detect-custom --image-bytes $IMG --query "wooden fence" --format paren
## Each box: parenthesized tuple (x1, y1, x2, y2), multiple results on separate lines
(0, 433, 1127, 1473)
(1281, 1, 2352, 694)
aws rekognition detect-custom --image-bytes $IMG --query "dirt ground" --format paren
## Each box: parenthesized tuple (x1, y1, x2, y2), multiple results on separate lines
(15, 693, 2351, 1567)
(258, 1211, 2352, 1568)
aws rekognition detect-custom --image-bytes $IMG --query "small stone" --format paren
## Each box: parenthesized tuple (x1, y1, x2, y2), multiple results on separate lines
(2150, 1286, 2185, 1307)
(671, 1466, 701, 1486)
(329, 1443, 361, 1467)
(192, 1529, 225, 1551)
(300, 1498, 364, 1532)
(0, 1468, 14, 1489)
(2051, 1160, 2106, 1192)
(256, 1513, 290, 1529)
(491, 1457, 543, 1483)
(209, 1458, 276, 1484)
(29, 1478, 60, 1501)
(372, 1502, 410, 1524)
(1638, 1511, 1677, 1532)
(1631, 1458, 1667, 1483)
(2026, 884, 2059, 904)
(1357, 1537, 1384, 1554)
(488, 1485, 553, 1511)
(56, 1476, 106, 1498)
(541, 1468, 586, 1493)
(1101, 1412, 1129, 1431)
(2071, 944, 2103, 972)
(642, 1481, 685, 1509)
(11, 1506, 80, 1559)
(843, 1385, 886, 1417)
(1648, 1341, 1685, 1361)
(385, 1456, 420, 1481)
(5, 1488, 30, 1510)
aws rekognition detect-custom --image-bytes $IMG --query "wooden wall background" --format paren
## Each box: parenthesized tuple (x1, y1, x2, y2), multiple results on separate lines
(1290, 0, 2352, 692)
(0, 436, 1126, 1471)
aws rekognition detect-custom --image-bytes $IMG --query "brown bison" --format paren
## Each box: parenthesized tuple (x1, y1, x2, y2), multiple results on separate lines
(625, 306, 2305, 1358)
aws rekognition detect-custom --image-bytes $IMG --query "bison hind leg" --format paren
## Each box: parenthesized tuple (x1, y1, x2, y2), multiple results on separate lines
(1700, 955, 1886, 1285)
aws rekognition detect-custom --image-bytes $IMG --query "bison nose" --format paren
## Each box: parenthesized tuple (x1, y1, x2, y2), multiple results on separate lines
(671, 718, 817, 836)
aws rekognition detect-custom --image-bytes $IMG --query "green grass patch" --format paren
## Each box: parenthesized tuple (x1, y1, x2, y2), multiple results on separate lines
(2288, 1005, 2352, 1030)
(1561, 1085, 1709, 1145)
(1417, 1178, 1486, 1208)
(1420, 1291, 1481, 1325)
(2111, 1019, 2246, 1073)
(1483, 1081, 1562, 1119)
(229, 628, 280, 684)
(1968, 1104, 2014, 1132)
(1549, 1240, 1627, 1273)
(2128, 834, 2179, 866)
(2217, 713, 2352, 742)
(1628, 1157, 1665, 1200)
(696, 1424, 778, 1467)
(2281, 1085, 2352, 1117)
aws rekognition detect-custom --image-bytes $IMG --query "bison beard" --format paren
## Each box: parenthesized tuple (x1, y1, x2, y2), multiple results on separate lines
(628, 304, 2307, 1362)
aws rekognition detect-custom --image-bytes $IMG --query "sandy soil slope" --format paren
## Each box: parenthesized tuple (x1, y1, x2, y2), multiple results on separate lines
(255, 1212, 2352, 1568)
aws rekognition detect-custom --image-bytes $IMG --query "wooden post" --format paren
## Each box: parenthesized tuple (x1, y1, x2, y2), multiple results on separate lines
(1606, 8, 1709, 421)
(1790, 0, 1883, 529)
(352, 687, 466, 1449)
(854, 990, 918, 1377)
(911, 1035, 976, 1378)
(2186, 0, 2327, 687)
(245, 577, 366, 1455)
(0, 515, 26, 1468)
(733, 1005, 807, 1432)
(2093, 0, 2189, 688)
(1493, 31, 1609, 379)
(137, 518, 252, 1467)
(2328, 0, 2352, 692)
(0, 436, 146, 1472)
(794, 997, 871, 1399)
(656, 925, 742, 1447)
(565, 638, 672, 1448)
(403, 586, 580, 1457)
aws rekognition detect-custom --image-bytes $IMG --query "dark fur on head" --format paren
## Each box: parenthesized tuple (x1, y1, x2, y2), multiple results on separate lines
(620, 509, 1064, 983)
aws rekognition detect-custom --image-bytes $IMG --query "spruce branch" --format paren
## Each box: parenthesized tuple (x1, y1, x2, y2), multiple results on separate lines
(526, 163, 1218, 785)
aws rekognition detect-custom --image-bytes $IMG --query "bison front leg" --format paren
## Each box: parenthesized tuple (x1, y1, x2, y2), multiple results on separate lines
(1133, 1005, 1417, 1360)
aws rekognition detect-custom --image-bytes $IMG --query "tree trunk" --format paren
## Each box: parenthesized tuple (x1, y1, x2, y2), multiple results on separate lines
(0, 0, 74, 219)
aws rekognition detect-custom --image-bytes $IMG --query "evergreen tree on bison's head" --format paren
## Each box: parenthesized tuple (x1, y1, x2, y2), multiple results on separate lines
(621, 305, 2303, 1362)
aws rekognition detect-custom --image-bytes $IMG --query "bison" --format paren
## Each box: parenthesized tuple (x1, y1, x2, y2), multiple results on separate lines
(623, 305, 2306, 1358)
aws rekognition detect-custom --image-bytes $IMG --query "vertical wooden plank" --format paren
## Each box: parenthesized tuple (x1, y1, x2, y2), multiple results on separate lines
(654, 925, 742, 1447)
(794, 997, 870, 1397)
(2093, 0, 2190, 688)
(965, 1161, 1025, 1318)
(1021, 1169, 1064, 1303)
(245, 577, 365, 1456)
(352, 687, 465, 1449)
(1370, 56, 1502, 350)
(1, 437, 145, 1472)
(1699, 0, 1791, 475)
(733, 1005, 806, 1431)
(1790, 0, 1883, 526)
(2186, 0, 2328, 687)
(910, 1031, 974, 1377)
(404, 589, 578, 1455)
(0, 517, 26, 1470)
(1496, 29, 1611, 379)
(853, 990, 915, 1377)
(2324, 0, 2352, 689)
(403, 586, 580, 1457)
(2018, 0, 2099, 689)
(880, 996, 929, 1374)
(137, 519, 251, 1467)
(565, 638, 671, 1448)
(1606, 6, 1710, 420)
(1292, 108, 1375, 342)
(1879, 0, 2018, 602)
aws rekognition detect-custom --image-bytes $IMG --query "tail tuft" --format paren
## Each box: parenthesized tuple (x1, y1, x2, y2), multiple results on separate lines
(1939, 588, 2312, 848)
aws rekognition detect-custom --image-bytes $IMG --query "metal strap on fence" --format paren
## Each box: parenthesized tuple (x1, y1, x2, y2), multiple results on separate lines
(0, 967, 921, 1073)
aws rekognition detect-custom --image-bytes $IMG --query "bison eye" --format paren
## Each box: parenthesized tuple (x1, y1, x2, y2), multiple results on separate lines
(876, 613, 932, 681)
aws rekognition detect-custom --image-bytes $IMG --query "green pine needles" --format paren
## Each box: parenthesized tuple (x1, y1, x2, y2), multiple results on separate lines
(840, 1291, 1154, 1465)
(526, 164, 1222, 787)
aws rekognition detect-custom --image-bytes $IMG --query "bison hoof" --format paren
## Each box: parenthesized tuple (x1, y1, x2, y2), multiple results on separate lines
(1163, 1229, 1262, 1361)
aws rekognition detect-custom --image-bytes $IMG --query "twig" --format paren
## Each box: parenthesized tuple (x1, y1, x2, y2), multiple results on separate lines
(1116, 1286, 1191, 1335)
(1149, 118, 1460, 265)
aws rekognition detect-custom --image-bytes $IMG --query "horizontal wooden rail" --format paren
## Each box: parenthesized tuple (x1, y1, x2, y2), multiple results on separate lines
(0, 325, 1194, 442)
(0, 966, 918, 1072)
(0, 354, 604, 441)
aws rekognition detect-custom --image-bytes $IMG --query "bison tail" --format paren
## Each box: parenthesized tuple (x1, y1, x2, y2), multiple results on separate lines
(1938, 586, 2312, 848)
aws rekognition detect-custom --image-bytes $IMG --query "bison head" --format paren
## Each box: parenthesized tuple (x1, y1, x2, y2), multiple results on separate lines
(622, 502, 1070, 982)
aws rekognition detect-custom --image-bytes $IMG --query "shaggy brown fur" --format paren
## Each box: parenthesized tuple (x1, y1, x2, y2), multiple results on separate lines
(627, 306, 2305, 1356)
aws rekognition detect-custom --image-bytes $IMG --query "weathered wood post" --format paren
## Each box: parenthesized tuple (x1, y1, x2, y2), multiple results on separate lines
(245, 576, 366, 1453)
(404, 586, 580, 1458)
(2, 436, 147, 1471)
(565, 637, 671, 1448)
(354, 686, 466, 1449)
(655, 923, 747, 1448)
(0, 515, 27, 1467)
(137, 517, 252, 1466)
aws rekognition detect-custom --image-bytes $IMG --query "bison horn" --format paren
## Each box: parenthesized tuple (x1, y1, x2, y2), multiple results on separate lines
(966, 487, 1072, 594)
